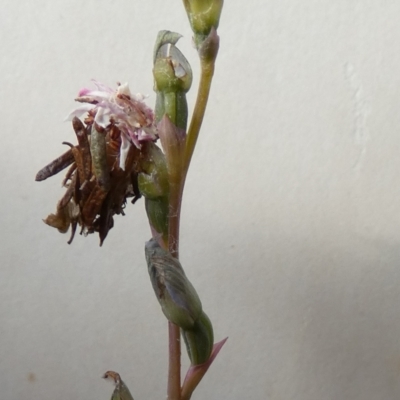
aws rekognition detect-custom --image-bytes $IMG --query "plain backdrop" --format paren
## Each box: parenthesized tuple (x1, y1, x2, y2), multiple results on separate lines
(2, 1, 400, 399)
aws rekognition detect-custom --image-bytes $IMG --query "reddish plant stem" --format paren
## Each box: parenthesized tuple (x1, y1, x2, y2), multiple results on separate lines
(167, 322, 181, 400)
(167, 178, 184, 400)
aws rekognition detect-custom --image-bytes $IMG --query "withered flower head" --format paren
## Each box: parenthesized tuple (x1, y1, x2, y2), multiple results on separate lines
(36, 81, 158, 245)
(69, 80, 157, 170)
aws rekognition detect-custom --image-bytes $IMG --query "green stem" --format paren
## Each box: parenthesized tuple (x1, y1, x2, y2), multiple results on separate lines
(183, 61, 215, 173)
(168, 181, 183, 258)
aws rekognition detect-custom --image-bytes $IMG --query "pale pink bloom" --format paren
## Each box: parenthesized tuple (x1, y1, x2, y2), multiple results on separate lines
(67, 80, 157, 169)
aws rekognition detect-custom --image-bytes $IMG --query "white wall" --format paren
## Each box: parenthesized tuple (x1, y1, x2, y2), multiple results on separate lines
(2, 1, 400, 399)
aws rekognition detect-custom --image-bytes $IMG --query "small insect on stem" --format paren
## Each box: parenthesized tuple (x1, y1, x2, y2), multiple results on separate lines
(35, 148, 74, 181)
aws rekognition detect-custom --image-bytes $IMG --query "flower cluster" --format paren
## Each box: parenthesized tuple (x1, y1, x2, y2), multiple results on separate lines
(36, 81, 158, 245)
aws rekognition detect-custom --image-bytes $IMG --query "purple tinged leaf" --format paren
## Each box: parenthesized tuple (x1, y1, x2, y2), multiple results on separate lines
(158, 115, 186, 177)
(198, 27, 220, 63)
(181, 337, 228, 400)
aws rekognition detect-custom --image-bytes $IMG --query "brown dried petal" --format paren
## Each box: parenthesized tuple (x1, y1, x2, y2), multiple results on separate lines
(35, 148, 74, 181)
(72, 117, 92, 180)
(58, 173, 76, 209)
(37, 117, 144, 244)
(62, 163, 77, 187)
(43, 201, 79, 233)
(81, 184, 108, 227)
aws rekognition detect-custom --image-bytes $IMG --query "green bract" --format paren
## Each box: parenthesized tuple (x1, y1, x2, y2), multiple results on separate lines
(182, 0, 223, 47)
(145, 239, 203, 330)
(153, 30, 192, 130)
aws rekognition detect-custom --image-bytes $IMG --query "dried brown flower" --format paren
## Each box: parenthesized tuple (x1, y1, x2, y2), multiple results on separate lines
(36, 117, 147, 245)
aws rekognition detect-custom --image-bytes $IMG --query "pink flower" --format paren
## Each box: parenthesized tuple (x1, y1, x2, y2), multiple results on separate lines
(67, 80, 157, 169)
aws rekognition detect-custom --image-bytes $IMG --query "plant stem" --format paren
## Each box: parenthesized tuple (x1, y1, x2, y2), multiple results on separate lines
(183, 61, 215, 173)
(168, 181, 183, 258)
(167, 178, 184, 400)
(167, 54, 216, 400)
(167, 322, 181, 400)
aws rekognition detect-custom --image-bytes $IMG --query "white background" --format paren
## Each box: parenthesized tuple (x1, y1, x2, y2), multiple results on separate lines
(2, 1, 400, 399)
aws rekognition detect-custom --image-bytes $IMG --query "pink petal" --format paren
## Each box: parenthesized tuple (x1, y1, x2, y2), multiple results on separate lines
(119, 134, 131, 170)
(78, 90, 112, 101)
(78, 87, 92, 96)
(65, 103, 95, 121)
(91, 79, 114, 93)
(126, 126, 141, 148)
(94, 106, 111, 128)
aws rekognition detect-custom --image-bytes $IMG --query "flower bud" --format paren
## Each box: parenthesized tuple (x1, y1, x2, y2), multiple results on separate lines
(153, 30, 192, 130)
(182, 311, 214, 365)
(145, 239, 202, 330)
(182, 0, 223, 47)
